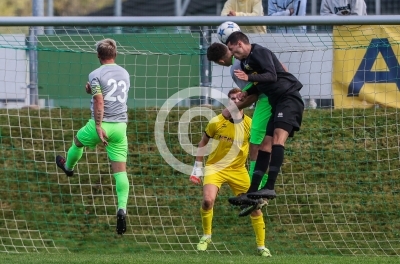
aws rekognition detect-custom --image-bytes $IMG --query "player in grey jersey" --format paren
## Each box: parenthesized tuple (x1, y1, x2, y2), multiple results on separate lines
(88, 63, 130, 123)
(56, 38, 130, 235)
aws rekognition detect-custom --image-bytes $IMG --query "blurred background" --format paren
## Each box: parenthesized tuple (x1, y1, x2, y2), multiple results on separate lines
(0, 0, 398, 17)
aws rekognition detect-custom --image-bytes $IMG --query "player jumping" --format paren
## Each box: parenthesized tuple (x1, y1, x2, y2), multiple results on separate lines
(55, 38, 131, 235)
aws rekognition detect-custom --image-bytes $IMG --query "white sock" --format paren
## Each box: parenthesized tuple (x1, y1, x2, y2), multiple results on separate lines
(257, 246, 265, 250)
(203, 234, 211, 239)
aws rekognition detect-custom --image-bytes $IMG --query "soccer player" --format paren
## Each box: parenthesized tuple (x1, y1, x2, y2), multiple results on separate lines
(189, 88, 272, 257)
(55, 38, 130, 235)
(207, 43, 291, 215)
(223, 31, 304, 204)
(207, 43, 271, 193)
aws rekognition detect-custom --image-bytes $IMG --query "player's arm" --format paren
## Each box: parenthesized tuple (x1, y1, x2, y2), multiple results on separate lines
(236, 93, 258, 109)
(195, 133, 210, 163)
(247, 49, 277, 83)
(223, 92, 258, 118)
(222, 92, 258, 119)
(236, 0, 264, 16)
(190, 125, 213, 184)
(91, 78, 108, 146)
(281, 62, 288, 72)
(236, 61, 287, 86)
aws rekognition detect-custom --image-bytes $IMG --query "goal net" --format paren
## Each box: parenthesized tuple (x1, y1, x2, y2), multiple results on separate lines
(0, 23, 400, 256)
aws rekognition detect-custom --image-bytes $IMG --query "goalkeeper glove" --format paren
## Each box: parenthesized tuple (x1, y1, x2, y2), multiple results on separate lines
(189, 161, 204, 185)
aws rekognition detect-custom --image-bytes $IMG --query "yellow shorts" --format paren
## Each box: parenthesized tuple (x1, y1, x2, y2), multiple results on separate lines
(203, 167, 250, 196)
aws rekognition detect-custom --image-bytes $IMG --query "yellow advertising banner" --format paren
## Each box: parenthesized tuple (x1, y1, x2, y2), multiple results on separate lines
(333, 25, 400, 108)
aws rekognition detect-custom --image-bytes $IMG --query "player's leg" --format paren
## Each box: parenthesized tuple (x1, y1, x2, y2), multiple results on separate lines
(197, 170, 223, 251)
(248, 92, 304, 199)
(111, 161, 128, 235)
(198, 184, 219, 251)
(246, 126, 290, 200)
(228, 168, 265, 214)
(229, 101, 274, 207)
(105, 122, 129, 235)
(56, 119, 100, 176)
(227, 166, 269, 255)
(231, 120, 274, 206)
(249, 97, 272, 189)
(250, 209, 271, 257)
(228, 167, 269, 254)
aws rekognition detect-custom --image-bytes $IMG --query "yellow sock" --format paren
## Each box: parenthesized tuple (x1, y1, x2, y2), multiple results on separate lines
(200, 207, 213, 236)
(251, 214, 265, 248)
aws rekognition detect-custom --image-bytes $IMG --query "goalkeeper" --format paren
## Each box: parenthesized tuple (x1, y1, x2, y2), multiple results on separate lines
(189, 88, 271, 257)
(55, 38, 130, 235)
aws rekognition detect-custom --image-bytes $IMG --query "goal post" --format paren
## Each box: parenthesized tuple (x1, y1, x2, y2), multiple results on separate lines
(0, 16, 399, 255)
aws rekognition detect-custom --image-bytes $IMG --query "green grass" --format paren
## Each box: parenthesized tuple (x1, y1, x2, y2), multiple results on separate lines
(1, 253, 398, 264)
(1, 107, 400, 256)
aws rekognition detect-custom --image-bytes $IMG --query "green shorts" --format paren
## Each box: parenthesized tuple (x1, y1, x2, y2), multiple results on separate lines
(76, 119, 128, 162)
(250, 95, 272, 145)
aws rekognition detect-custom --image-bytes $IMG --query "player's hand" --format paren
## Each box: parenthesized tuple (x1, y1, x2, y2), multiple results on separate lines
(95, 125, 108, 146)
(85, 82, 91, 94)
(237, 91, 248, 101)
(190, 161, 204, 185)
(222, 108, 232, 120)
(234, 70, 248, 81)
(228, 10, 236, 16)
(289, 8, 294, 15)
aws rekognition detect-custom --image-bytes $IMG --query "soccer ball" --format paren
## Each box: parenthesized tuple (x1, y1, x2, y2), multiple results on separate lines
(217, 21, 241, 44)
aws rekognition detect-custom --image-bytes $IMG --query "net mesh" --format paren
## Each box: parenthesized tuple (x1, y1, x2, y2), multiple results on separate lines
(0, 24, 399, 256)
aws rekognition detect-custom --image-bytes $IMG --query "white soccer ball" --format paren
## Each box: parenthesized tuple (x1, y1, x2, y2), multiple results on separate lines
(217, 21, 241, 44)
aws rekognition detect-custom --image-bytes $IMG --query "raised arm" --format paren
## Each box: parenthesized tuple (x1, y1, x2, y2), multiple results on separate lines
(247, 48, 278, 83)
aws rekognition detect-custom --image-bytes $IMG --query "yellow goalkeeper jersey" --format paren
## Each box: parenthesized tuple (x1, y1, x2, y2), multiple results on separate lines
(204, 114, 251, 169)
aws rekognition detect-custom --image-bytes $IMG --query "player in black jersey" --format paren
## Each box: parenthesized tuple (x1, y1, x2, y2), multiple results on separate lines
(223, 31, 304, 207)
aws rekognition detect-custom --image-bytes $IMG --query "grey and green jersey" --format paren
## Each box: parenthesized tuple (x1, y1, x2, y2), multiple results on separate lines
(231, 57, 249, 89)
(89, 64, 130, 123)
(230, 57, 272, 145)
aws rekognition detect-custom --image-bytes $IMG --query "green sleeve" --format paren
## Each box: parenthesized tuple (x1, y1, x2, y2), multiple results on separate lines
(242, 82, 253, 92)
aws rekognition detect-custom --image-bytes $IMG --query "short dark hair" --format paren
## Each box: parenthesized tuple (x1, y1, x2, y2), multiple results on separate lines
(228, 87, 241, 98)
(226, 31, 250, 45)
(207, 42, 228, 62)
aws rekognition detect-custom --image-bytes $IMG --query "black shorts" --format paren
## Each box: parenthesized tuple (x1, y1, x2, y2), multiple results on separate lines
(266, 91, 304, 137)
